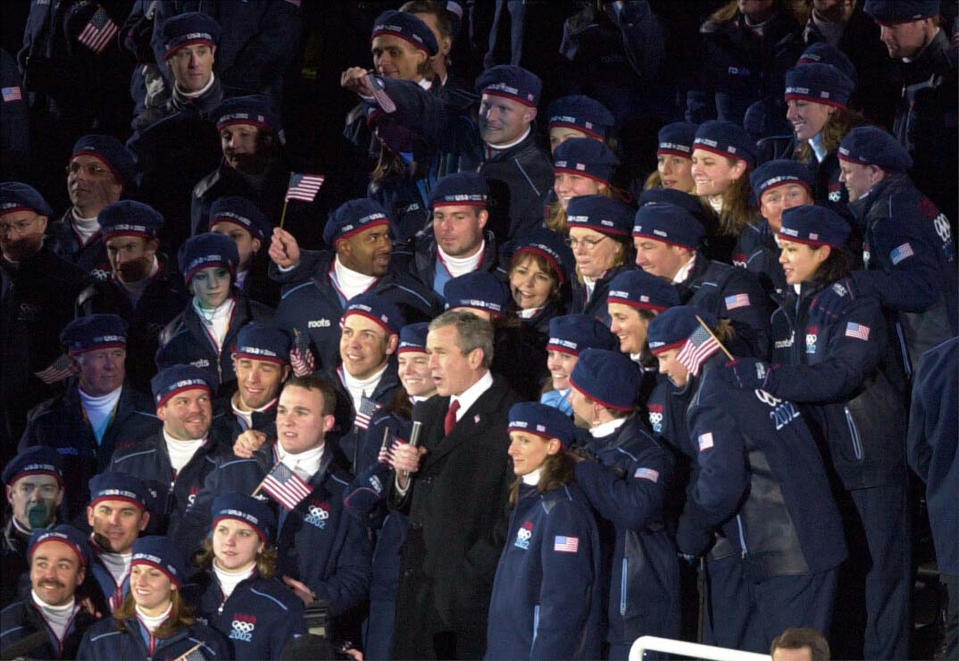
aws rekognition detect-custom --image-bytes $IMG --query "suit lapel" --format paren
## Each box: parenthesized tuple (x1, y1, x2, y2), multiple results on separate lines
(421, 380, 503, 468)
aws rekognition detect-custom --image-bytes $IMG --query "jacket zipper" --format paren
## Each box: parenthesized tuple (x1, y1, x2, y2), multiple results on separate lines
(620, 557, 628, 615)
(736, 515, 748, 558)
(844, 406, 864, 460)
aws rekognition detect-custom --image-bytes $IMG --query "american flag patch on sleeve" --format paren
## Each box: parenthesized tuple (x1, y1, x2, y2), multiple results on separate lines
(724, 293, 750, 310)
(698, 432, 714, 451)
(845, 322, 870, 341)
(2, 86, 22, 102)
(554, 536, 579, 553)
(634, 467, 660, 482)
(890, 243, 914, 265)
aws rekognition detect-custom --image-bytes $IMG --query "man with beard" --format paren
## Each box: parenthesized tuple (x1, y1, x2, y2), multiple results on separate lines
(0, 183, 86, 454)
(47, 135, 137, 281)
(222, 322, 291, 440)
(75, 200, 187, 392)
(191, 95, 331, 250)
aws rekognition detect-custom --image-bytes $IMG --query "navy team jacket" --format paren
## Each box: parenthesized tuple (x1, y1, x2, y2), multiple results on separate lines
(485, 482, 602, 661)
(678, 357, 847, 579)
(76, 616, 229, 660)
(769, 278, 907, 490)
(196, 570, 305, 660)
(175, 444, 371, 616)
(574, 415, 680, 646)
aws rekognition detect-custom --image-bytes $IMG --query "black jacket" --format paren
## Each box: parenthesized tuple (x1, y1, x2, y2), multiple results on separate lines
(156, 289, 274, 394)
(19, 381, 160, 520)
(389, 375, 520, 658)
(76, 261, 187, 393)
(892, 28, 958, 226)
(0, 247, 87, 453)
(0, 597, 99, 659)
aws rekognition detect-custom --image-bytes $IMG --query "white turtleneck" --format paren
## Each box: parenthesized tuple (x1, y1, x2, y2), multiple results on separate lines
(707, 195, 724, 215)
(517, 306, 542, 319)
(213, 560, 255, 600)
(521, 467, 543, 486)
(277, 443, 324, 481)
(231, 394, 277, 430)
(672, 254, 696, 284)
(31, 591, 78, 641)
(485, 126, 531, 151)
(120, 257, 159, 306)
(333, 256, 377, 301)
(71, 209, 100, 245)
(193, 297, 235, 351)
(163, 429, 205, 473)
(98, 550, 133, 585)
(590, 416, 627, 438)
(136, 603, 172, 632)
(437, 241, 485, 278)
(342, 363, 387, 414)
(176, 72, 216, 99)
(80, 386, 122, 444)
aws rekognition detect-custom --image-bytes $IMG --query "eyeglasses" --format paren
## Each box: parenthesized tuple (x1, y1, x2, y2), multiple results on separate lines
(565, 235, 608, 251)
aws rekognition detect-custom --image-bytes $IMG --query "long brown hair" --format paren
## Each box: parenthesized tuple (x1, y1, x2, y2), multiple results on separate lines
(794, 107, 866, 162)
(712, 164, 759, 238)
(508, 251, 562, 304)
(194, 536, 279, 580)
(115, 588, 195, 639)
(508, 449, 577, 507)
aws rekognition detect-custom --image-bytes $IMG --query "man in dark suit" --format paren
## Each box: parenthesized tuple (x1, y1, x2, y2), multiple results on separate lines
(389, 309, 519, 660)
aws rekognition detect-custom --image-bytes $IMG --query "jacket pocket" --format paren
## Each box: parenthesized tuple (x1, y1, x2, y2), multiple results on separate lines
(844, 406, 864, 461)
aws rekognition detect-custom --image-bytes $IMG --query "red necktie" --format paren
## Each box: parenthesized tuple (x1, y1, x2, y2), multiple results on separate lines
(444, 400, 460, 435)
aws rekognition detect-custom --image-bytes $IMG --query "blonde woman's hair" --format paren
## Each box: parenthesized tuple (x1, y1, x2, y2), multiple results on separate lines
(794, 106, 866, 163)
(194, 535, 279, 579)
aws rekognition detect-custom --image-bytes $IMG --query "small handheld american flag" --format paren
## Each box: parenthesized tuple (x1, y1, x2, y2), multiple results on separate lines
(259, 462, 312, 511)
(285, 173, 325, 203)
(34, 354, 74, 385)
(290, 329, 316, 376)
(676, 326, 721, 377)
(78, 7, 119, 54)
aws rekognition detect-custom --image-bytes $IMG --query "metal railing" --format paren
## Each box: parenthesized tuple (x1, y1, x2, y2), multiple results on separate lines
(629, 635, 771, 661)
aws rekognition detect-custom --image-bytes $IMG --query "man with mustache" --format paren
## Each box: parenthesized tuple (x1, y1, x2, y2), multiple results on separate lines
(75, 201, 186, 392)
(0, 525, 99, 659)
(1, 448, 65, 606)
(0, 184, 86, 454)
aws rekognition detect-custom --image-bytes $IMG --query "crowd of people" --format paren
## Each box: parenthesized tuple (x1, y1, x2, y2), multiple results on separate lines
(1, 0, 957, 660)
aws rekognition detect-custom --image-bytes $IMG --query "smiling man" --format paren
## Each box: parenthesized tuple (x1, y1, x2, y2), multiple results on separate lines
(222, 323, 291, 441)
(0, 525, 98, 659)
(85, 472, 151, 612)
(108, 365, 228, 537)
(327, 294, 404, 473)
(270, 197, 439, 374)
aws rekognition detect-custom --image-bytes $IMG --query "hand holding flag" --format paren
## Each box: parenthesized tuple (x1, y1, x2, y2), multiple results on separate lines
(290, 329, 316, 377)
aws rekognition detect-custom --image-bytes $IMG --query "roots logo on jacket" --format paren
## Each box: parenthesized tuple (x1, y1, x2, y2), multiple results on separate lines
(514, 521, 534, 550)
(229, 613, 257, 643)
(305, 501, 331, 529)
